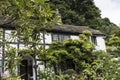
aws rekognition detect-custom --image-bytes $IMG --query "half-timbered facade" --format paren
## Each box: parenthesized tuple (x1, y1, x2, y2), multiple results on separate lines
(0, 24, 106, 80)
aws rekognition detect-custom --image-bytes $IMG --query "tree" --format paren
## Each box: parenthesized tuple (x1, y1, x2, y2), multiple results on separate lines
(44, 30, 95, 73)
(49, 0, 119, 36)
(0, 0, 61, 78)
(0, 0, 61, 44)
(107, 29, 120, 54)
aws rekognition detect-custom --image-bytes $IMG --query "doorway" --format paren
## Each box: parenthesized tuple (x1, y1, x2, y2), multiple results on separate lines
(20, 56, 33, 80)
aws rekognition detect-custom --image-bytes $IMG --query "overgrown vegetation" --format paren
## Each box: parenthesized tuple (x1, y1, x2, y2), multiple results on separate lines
(38, 30, 120, 80)
(107, 29, 120, 55)
(0, 0, 60, 79)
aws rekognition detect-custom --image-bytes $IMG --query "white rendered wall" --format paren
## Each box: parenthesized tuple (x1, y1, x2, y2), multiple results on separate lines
(44, 33, 52, 44)
(40, 33, 44, 44)
(5, 30, 17, 42)
(71, 35, 106, 51)
(96, 36, 106, 52)
(70, 35, 79, 40)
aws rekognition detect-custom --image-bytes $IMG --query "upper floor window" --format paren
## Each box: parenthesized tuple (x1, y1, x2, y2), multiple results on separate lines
(91, 36, 97, 45)
(52, 33, 70, 42)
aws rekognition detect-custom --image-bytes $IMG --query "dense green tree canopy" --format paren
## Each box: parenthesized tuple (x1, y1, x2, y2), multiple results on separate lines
(49, 0, 119, 36)
(107, 29, 120, 53)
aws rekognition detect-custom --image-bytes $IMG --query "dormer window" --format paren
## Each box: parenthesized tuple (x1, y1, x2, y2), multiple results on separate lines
(52, 33, 70, 42)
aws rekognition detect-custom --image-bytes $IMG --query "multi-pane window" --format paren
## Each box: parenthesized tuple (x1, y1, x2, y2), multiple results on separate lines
(52, 33, 70, 41)
(91, 36, 97, 45)
(52, 34, 59, 41)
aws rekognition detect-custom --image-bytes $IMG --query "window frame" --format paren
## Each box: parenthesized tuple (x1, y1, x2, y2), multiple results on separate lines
(52, 33, 70, 42)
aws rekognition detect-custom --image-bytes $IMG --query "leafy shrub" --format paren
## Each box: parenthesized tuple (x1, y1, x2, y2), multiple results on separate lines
(6, 76, 21, 80)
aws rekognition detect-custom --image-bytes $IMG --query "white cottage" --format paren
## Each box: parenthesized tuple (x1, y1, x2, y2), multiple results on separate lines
(0, 24, 106, 80)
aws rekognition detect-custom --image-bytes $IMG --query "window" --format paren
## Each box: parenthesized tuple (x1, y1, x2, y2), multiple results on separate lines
(91, 36, 97, 45)
(52, 33, 70, 41)
(52, 34, 59, 41)
(63, 35, 70, 40)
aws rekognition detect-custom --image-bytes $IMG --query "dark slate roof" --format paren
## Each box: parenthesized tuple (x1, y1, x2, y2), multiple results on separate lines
(0, 17, 17, 29)
(46, 24, 104, 36)
(0, 21, 104, 36)
(0, 23, 17, 29)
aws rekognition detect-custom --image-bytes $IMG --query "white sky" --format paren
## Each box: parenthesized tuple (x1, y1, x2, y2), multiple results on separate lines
(94, 0, 120, 26)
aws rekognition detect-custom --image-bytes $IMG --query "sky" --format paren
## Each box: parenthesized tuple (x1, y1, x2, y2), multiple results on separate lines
(94, 0, 120, 26)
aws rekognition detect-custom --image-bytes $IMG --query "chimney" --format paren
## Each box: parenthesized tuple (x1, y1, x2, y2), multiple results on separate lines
(55, 8, 62, 25)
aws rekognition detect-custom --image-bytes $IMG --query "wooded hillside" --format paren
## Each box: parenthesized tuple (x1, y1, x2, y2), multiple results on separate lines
(49, 0, 119, 36)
